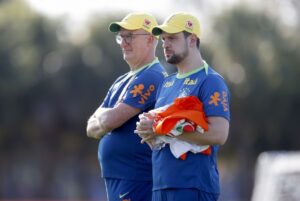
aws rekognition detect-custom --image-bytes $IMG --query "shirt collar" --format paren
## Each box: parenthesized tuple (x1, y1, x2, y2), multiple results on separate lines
(129, 57, 159, 76)
(176, 60, 208, 79)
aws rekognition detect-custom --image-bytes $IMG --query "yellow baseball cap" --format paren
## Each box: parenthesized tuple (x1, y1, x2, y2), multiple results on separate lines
(109, 12, 158, 35)
(152, 12, 201, 38)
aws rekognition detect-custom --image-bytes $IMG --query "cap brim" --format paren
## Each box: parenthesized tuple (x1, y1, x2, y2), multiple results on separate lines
(109, 23, 121, 32)
(109, 22, 140, 32)
(152, 25, 183, 36)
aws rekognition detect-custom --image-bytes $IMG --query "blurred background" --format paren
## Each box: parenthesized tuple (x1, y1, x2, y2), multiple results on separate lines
(0, 0, 299, 200)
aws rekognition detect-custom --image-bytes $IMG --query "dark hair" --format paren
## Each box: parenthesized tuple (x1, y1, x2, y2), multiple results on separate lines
(183, 31, 200, 49)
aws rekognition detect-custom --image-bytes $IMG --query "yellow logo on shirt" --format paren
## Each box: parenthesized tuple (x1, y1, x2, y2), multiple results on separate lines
(184, 78, 197, 85)
(130, 84, 144, 97)
(163, 81, 174, 87)
(209, 91, 228, 111)
(209, 92, 221, 106)
(130, 84, 155, 104)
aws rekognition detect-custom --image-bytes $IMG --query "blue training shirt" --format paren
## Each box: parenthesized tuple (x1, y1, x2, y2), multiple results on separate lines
(98, 59, 166, 181)
(153, 62, 230, 194)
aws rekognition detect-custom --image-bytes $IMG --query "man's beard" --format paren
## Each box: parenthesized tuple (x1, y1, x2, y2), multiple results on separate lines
(166, 41, 188, 64)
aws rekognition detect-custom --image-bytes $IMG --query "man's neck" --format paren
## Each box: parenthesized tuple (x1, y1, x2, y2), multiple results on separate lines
(128, 55, 156, 71)
(177, 51, 204, 74)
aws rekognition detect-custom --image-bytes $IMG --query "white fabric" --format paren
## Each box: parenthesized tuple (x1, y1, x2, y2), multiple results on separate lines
(154, 136, 210, 158)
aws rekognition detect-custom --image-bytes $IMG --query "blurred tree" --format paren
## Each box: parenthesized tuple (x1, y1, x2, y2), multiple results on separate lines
(212, 2, 300, 154)
(0, 0, 59, 93)
(208, 3, 300, 200)
(0, 0, 118, 199)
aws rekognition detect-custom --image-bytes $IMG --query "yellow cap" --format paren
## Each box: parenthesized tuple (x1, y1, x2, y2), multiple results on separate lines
(152, 12, 201, 38)
(109, 12, 158, 35)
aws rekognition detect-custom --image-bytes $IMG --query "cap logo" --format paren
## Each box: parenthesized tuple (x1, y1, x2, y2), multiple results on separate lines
(143, 18, 151, 29)
(185, 20, 193, 31)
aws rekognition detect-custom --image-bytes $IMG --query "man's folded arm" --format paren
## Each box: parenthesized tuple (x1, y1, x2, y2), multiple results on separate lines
(86, 103, 141, 139)
(175, 116, 229, 146)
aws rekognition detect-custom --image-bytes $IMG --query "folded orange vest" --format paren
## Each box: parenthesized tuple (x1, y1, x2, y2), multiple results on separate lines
(153, 96, 211, 159)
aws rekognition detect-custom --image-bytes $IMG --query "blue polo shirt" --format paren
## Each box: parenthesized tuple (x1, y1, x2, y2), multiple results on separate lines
(153, 62, 230, 193)
(98, 58, 166, 181)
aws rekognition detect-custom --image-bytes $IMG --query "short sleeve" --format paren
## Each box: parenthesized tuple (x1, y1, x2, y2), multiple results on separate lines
(199, 75, 230, 121)
(122, 70, 164, 111)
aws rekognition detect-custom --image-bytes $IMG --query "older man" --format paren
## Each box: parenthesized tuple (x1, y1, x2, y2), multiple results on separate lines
(86, 12, 166, 201)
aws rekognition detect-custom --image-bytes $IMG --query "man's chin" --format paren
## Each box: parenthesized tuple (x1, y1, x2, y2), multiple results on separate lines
(123, 55, 134, 63)
(165, 55, 172, 62)
(123, 54, 132, 60)
(167, 57, 180, 65)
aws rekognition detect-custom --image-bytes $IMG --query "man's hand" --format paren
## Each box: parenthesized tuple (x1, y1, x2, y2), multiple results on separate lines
(86, 116, 106, 139)
(135, 113, 157, 148)
(86, 103, 141, 140)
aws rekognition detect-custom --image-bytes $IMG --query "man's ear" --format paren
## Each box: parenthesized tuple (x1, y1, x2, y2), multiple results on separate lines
(147, 35, 154, 44)
(147, 35, 157, 47)
(189, 35, 198, 47)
